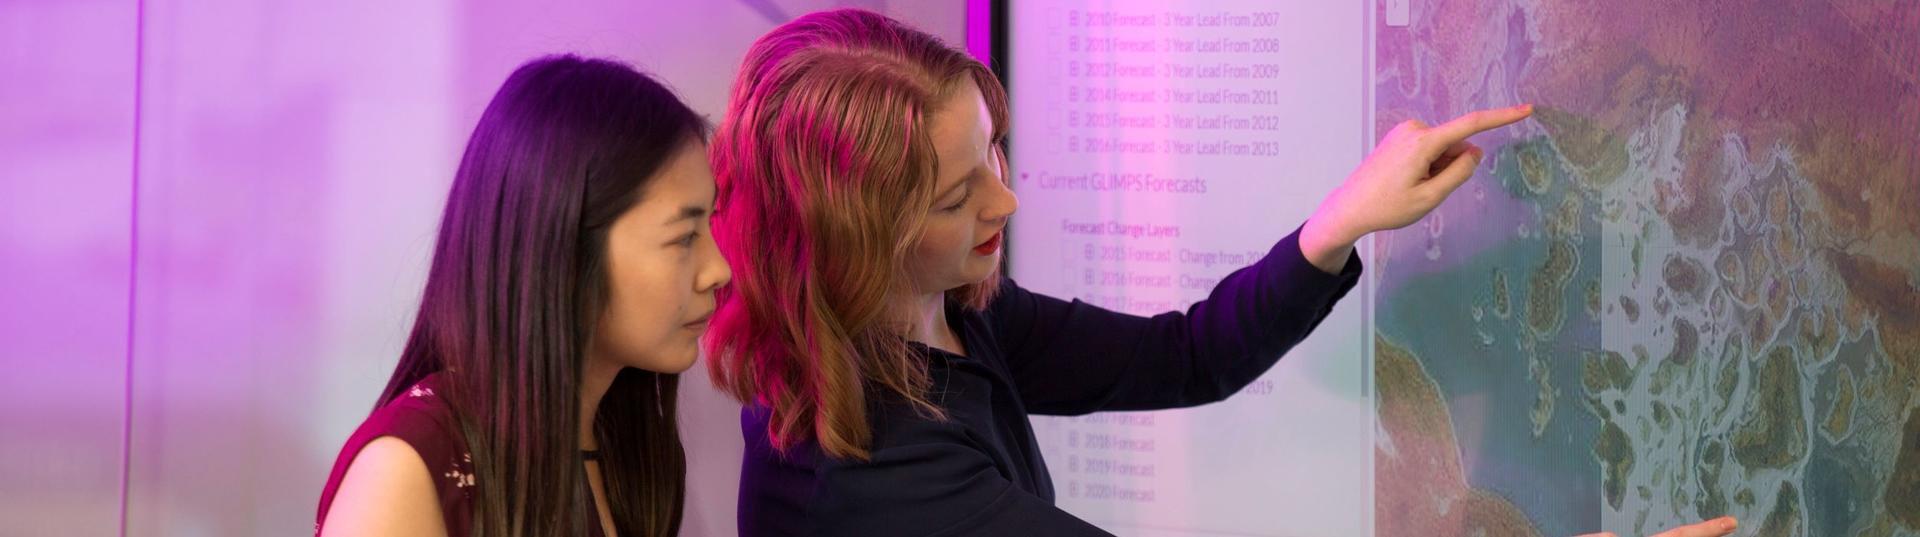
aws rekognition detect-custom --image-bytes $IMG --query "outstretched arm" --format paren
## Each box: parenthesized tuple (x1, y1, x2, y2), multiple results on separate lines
(1301, 104, 1535, 273)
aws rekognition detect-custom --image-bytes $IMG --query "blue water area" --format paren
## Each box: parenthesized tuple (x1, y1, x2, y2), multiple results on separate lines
(1803, 333, 1896, 537)
(1376, 209, 1605, 537)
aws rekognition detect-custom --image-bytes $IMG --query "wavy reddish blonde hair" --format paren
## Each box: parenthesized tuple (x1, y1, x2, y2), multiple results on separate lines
(705, 8, 1010, 460)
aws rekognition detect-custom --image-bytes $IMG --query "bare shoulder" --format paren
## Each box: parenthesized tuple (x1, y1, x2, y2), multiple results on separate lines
(319, 436, 450, 537)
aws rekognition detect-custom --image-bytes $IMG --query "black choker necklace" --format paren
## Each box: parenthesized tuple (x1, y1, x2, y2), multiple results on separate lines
(582, 449, 602, 462)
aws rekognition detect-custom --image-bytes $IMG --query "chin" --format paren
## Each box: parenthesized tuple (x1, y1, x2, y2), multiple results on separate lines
(971, 264, 1001, 284)
(629, 345, 699, 374)
(964, 258, 999, 279)
(662, 347, 699, 373)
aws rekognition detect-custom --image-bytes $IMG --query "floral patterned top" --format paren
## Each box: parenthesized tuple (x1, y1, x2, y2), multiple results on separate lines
(315, 373, 480, 535)
(315, 373, 613, 536)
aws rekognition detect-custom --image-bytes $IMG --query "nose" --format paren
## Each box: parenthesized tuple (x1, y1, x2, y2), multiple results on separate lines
(696, 230, 732, 293)
(982, 167, 1018, 223)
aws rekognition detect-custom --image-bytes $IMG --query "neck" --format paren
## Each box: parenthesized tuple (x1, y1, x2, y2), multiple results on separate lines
(896, 289, 960, 354)
(578, 356, 622, 451)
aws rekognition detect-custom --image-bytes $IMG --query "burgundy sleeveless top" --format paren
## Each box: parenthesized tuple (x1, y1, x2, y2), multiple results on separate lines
(313, 374, 609, 536)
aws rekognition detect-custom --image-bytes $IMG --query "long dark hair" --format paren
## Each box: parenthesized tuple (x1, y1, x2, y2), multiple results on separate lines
(376, 54, 704, 537)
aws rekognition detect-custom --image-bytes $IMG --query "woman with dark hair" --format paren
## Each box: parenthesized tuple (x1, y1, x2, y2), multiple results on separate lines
(315, 54, 730, 537)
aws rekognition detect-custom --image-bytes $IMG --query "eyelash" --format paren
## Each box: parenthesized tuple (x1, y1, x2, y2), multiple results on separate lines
(675, 231, 699, 247)
(941, 183, 974, 213)
(941, 195, 969, 212)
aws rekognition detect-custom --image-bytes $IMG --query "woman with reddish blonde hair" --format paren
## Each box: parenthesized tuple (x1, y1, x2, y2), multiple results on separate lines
(706, 8, 1734, 537)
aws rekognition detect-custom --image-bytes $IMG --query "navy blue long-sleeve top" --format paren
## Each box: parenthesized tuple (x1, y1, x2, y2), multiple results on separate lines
(737, 226, 1364, 536)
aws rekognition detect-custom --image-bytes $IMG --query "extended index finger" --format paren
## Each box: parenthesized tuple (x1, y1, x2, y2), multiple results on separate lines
(1650, 516, 1738, 537)
(1425, 104, 1534, 149)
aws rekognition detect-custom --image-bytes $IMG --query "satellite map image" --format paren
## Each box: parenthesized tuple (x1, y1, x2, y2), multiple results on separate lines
(1369, 1, 1920, 536)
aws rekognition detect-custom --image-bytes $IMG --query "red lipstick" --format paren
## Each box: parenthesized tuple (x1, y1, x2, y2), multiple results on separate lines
(972, 232, 1002, 256)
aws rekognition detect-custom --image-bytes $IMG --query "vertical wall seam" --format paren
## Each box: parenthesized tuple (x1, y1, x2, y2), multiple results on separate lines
(118, 0, 146, 534)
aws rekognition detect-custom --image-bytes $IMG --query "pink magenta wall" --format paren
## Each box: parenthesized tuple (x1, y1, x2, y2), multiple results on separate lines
(0, 2, 969, 535)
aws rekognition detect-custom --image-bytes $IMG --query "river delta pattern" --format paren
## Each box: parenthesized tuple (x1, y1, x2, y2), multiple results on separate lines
(1370, 1, 1919, 536)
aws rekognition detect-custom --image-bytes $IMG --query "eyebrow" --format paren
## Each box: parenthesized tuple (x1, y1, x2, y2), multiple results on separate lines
(665, 205, 709, 224)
